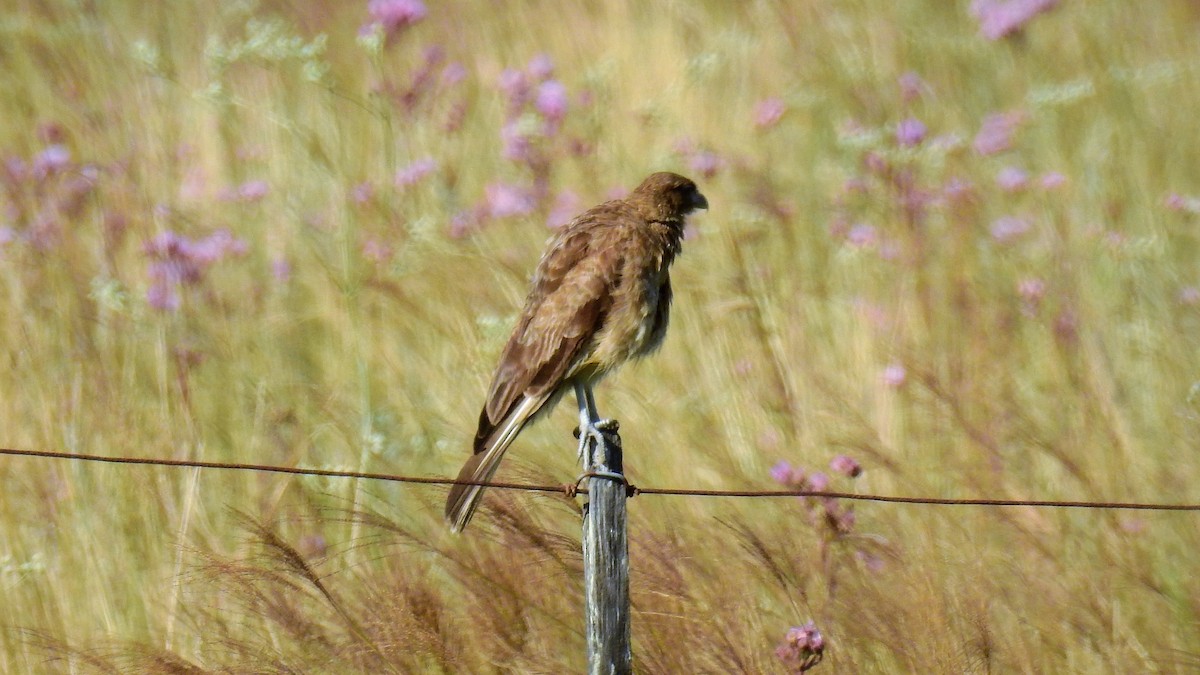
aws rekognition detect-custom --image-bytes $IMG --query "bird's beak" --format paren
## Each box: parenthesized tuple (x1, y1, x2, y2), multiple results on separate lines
(691, 191, 709, 211)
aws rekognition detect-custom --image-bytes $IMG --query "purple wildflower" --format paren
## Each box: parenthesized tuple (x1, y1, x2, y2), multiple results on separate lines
(500, 121, 534, 163)
(846, 222, 878, 248)
(26, 214, 60, 251)
(498, 69, 530, 113)
(1039, 171, 1067, 190)
(1165, 193, 1200, 214)
(485, 182, 535, 218)
(143, 229, 246, 312)
(971, 0, 1059, 41)
(1018, 277, 1046, 301)
(4, 156, 27, 183)
(237, 179, 270, 202)
(806, 472, 829, 493)
(881, 363, 907, 388)
(996, 166, 1029, 192)
(989, 215, 1032, 243)
(351, 181, 375, 204)
(770, 460, 805, 487)
(973, 111, 1022, 156)
(145, 232, 202, 284)
(527, 53, 555, 81)
(366, 0, 427, 38)
(775, 621, 825, 673)
(395, 157, 438, 187)
(829, 455, 863, 478)
(448, 206, 486, 239)
(362, 237, 393, 263)
(271, 257, 292, 283)
(32, 145, 71, 177)
(545, 190, 580, 228)
(896, 117, 927, 147)
(441, 62, 467, 86)
(535, 80, 570, 123)
(146, 282, 181, 312)
(829, 504, 857, 532)
(754, 97, 786, 130)
(687, 150, 723, 179)
(187, 229, 247, 263)
(1018, 277, 1046, 304)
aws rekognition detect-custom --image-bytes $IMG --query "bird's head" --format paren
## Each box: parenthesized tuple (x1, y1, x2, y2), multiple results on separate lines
(629, 172, 709, 223)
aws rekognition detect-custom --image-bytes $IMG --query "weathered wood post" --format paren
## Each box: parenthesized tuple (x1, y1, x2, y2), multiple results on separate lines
(581, 423, 632, 674)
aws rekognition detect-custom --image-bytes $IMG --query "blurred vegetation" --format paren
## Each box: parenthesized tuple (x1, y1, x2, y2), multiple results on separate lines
(1, 0, 1199, 672)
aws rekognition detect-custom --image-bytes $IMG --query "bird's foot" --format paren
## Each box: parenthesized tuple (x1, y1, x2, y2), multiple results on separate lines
(574, 418, 622, 464)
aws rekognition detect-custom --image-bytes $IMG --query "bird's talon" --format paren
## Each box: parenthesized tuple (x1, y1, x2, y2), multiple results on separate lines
(595, 418, 620, 433)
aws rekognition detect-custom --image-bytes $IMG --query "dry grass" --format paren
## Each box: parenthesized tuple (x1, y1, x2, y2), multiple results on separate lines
(1, 0, 1199, 672)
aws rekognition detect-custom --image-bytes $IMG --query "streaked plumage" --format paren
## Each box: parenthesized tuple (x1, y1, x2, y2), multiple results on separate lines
(445, 172, 708, 532)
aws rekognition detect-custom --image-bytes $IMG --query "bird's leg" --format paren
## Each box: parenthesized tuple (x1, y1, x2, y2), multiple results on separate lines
(573, 382, 620, 466)
(585, 385, 622, 455)
(574, 381, 594, 464)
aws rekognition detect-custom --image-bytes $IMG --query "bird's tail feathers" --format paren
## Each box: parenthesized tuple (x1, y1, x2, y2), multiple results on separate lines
(445, 395, 543, 532)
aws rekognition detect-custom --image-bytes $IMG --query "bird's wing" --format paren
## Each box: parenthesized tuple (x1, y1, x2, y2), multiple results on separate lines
(475, 205, 629, 449)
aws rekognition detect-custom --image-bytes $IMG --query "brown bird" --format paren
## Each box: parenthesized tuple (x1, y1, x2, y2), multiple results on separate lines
(445, 172, 708, 532)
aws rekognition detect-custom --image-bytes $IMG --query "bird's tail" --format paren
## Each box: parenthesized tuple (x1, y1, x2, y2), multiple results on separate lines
(445, 395, 544, 532)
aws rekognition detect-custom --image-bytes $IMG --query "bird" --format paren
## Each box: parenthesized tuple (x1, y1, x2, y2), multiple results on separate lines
(445, 171, 708, 532)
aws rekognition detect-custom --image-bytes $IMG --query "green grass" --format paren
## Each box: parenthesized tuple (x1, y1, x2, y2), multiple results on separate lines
(1, 0, 1199, 672)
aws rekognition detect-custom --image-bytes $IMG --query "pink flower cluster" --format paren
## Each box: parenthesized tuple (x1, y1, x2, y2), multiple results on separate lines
(143, 229, 247, 311)
(498, 54, 572, 160)
(754, 97, 786, 130)
(395, 157, 438, 188)
(971, 0, 1060, 41)
(388, 45, 465, 118)
(973, 111, 1023, 156)
(451, 53, 593, 236)
(770, 456, 862, 534)
(896, 117, 927, 147)
(1165, 193, 1200, 214)
(775, 621, 825, 673)
(1, 142, 99, 251)
(672, 137, 725, 180)
(362, 0, 426, 43)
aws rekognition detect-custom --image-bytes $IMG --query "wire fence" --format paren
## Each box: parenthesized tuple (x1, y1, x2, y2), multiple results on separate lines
(2, 446, 1198, 512)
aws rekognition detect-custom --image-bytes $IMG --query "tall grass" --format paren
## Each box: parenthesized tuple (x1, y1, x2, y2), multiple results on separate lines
(1, 0, 1199, 671)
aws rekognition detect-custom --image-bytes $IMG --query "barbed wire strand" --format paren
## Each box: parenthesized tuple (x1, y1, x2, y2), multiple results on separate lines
(1, 446, 1197, 511)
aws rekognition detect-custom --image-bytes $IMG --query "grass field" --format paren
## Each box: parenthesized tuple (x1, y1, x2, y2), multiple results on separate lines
(2, 0, 1199, 672)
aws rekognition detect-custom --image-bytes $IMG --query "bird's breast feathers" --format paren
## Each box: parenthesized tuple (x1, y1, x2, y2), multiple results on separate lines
(590, 254, 672, 367)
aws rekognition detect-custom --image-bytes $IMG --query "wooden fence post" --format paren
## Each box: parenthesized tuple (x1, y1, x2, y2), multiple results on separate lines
(582, 425, 632, 674)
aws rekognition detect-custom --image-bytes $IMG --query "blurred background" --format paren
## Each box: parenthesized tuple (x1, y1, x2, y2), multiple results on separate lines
(1, 0, 1199, 671)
